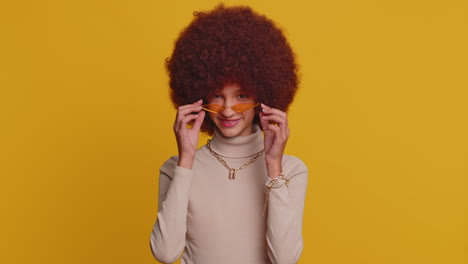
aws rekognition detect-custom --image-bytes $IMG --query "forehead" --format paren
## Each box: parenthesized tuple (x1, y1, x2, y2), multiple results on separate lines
(212, 83, 250, 94)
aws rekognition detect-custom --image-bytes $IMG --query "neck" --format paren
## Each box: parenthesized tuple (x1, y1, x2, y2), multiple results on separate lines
(209, 125, 264, 158)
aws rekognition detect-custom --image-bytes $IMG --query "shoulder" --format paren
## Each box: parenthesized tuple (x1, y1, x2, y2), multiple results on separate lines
(281, 155, 309, 191)
(159, 156, 179, 179)
(282, 155, 308, 174)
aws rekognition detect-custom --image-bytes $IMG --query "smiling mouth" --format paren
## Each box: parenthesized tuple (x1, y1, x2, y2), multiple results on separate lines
(218, 118, 240, 128)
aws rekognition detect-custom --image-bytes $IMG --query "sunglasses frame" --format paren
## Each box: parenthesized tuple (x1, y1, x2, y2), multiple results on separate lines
(201, 102, 260, 114)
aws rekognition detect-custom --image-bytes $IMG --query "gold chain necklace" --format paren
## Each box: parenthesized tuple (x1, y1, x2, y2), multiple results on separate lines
(206, 139, 264, 180)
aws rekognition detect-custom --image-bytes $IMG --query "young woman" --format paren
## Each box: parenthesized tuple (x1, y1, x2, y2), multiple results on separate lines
(150, 5, 308, 264)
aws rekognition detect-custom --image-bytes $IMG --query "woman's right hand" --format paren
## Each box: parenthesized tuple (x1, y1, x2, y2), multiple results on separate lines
(173, 99, 206, 169)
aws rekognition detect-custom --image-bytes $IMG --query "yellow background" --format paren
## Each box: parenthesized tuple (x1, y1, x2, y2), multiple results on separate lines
(1, 0, 466, 263)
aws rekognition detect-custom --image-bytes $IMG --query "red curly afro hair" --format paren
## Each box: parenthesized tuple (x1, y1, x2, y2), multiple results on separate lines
(166, 4, 299, 135)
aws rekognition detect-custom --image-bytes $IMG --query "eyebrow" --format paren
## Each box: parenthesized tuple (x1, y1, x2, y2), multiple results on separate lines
(211, 89, 250, 94)
(236, 89, 252, 93)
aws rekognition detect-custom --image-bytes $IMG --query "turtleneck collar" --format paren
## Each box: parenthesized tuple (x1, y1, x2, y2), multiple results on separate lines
(208, 124, 264, 158)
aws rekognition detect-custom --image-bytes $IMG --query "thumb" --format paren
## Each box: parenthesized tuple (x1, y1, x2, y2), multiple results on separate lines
(192, 110, 205, 131)
(259, 112, 269, 131)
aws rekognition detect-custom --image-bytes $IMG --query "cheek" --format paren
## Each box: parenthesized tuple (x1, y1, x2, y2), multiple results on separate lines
(208, 112, 217, 122)
(243, 109, 256, 121)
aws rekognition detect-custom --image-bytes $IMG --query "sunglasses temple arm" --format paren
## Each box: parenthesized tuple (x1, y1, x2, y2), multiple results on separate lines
(201, 107, 218, 114)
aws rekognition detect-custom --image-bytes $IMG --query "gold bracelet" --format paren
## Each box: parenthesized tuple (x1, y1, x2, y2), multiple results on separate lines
(262, 173, 289, 216)
(262, 178, 276, 216)
(278, 174, 289, 187)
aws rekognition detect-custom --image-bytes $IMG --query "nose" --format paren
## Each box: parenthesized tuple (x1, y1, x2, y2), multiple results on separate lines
(219, 99, 237, 117)
(219, 105, 236, 117)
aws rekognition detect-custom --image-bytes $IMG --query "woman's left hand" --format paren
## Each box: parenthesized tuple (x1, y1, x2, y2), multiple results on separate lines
(259, 103, 289, 179)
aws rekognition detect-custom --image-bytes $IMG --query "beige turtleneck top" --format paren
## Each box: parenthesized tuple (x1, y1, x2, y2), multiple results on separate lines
(150, 126, 308, 264)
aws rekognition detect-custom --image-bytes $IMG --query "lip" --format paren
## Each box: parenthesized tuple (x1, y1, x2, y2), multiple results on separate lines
(218, 118, 240, 128)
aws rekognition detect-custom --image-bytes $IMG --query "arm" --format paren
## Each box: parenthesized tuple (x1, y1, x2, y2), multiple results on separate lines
(259, 104, 308, 263)
(150, 158, 193, 264)
(150, 100, 205, 263)
(265, 157, 308, 264)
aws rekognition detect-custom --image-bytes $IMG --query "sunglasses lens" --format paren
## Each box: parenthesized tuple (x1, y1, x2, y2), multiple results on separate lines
(202, 104, 224, 113)
(231, 103, 259, 113)
(203, 103, 259, 113)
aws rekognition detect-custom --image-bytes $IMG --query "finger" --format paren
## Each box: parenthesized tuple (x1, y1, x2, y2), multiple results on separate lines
(191, 110, 205, 131)
(259, 112, 270, 131)
(177, 105, 203, 124)
(260, 105, 289, 135)
(267, 123, 281, 136)
(260, 112, 276, 144)
(261, 106, 288, 132)
(261, 108, 287, 119)
(177, 99, 204, 113)
(267, 124, 288, 143)
(261, 114, 286, 125)
(178, 114, 200, 131)
(178, 104, 203, 115)
(260, 103, 271, 109)
(180, 99, 203, 108)
(261, 103, 287, 118)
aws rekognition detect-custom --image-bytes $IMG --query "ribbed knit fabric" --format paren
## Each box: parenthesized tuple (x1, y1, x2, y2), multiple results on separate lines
(150, 126, 308, 264)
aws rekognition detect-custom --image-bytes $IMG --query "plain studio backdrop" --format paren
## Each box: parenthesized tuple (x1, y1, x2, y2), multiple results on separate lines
(0, 0, 466, 263)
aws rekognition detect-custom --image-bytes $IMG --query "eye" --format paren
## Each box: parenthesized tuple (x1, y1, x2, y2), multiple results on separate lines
(237, 94, 251, 99)
(209, 94, 223, 99)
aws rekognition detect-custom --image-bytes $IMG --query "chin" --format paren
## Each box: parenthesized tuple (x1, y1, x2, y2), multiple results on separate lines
(216, 124, 253, 138)
(218, 128, 241, 138)
(209, 112, 255, 137)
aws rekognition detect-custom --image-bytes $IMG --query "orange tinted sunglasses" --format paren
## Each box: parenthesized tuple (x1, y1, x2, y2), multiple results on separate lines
(201, 103, 260, 114)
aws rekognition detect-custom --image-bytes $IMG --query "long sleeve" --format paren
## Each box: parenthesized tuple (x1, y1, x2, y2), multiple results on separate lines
(265, 156, 308, 264)
(150, 157, 193, 264)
